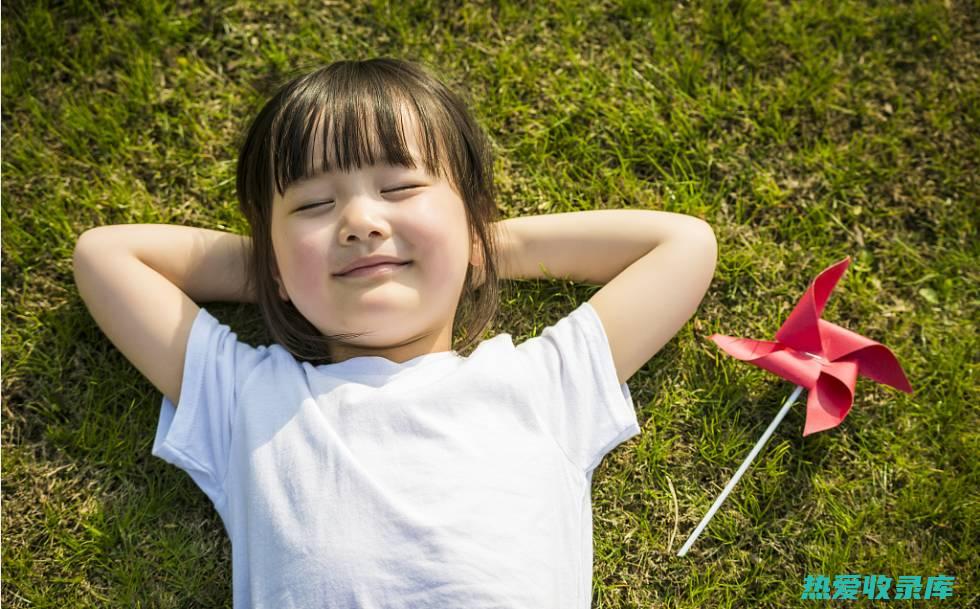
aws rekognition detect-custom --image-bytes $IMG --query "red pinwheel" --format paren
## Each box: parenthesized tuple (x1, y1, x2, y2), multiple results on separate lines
(708, 256, 914, 436)
(677, 255, 914, 557)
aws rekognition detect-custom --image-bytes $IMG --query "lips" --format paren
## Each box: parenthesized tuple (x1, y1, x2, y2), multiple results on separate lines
(336, 261, 412, 277)
(335, 255, 410, 276)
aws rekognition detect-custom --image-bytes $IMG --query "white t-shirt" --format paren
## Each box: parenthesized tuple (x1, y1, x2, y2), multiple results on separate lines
(152, 301, 641, 608)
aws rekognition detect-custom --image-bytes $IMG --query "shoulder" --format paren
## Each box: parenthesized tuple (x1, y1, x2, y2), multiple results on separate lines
(193, 308, 301, 393)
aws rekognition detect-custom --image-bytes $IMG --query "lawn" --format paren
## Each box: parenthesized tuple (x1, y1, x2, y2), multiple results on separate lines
(2, 0, 977, 607)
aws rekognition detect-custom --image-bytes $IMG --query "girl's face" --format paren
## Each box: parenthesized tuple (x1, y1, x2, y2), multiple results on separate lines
(270, 111, 482, 364)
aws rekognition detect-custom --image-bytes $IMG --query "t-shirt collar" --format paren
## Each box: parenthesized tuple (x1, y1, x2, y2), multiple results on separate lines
(316, 349, 461, 380)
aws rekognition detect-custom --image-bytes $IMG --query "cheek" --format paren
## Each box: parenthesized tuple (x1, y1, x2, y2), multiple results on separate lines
(405, 213, 468, 278)
(287, 233, 330, 286)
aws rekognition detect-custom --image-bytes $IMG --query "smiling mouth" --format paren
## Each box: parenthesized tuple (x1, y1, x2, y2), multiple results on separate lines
(336, 261, 412, 278)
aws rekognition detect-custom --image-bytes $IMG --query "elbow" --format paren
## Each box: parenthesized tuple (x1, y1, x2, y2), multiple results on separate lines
(72, 229, 105, 271)
(687, 221, 718, 287)
(73, 227, 111, 257)
(72, 230, 98, 274)
(689, 219, 718, 265)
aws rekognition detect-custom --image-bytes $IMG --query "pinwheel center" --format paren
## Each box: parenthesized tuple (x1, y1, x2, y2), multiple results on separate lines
(801, 350, 829, 364)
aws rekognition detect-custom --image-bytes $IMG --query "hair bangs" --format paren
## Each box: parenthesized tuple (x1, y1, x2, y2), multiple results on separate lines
(270, 76, 447, 199)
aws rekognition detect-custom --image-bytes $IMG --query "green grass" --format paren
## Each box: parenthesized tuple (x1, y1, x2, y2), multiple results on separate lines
(2, 0, 977, 606)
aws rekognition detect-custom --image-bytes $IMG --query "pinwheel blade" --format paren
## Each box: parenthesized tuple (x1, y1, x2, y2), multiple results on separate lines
(774, 256, 851, 355)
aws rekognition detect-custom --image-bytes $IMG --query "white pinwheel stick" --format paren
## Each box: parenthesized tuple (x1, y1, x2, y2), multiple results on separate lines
(677, 384, 806, 557)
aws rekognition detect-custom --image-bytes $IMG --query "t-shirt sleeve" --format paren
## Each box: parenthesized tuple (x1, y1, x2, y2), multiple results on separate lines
(515, 301, 641, 474)
(151, 307, 266, 507)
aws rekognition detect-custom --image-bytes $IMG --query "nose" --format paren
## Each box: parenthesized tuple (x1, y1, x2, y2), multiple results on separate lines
(337, 195, 392, 243)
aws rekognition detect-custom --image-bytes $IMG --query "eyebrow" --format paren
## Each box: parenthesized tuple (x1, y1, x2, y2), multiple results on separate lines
(290, 173, 329, 189)
(289, 157, 427, 189)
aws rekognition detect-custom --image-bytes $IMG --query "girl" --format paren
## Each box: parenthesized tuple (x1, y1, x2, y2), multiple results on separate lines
(73, 58, 718, 608)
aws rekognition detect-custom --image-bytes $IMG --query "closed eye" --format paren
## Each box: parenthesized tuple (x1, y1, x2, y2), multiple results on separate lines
(296, 185, 422, 212)
(386, 184, 423, 195)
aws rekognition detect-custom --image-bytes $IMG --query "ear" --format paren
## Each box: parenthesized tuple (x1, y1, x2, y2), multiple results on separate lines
(469, 235, 486, 287)
(469, 236, 484, 266)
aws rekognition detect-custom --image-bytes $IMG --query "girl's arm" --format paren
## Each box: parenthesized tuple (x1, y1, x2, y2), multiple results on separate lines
(80, 224, 256, 304)
(494, 210, 718, 385)
(495, 209, 709, 285)
(73, 225, 255, 406)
